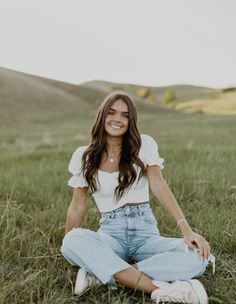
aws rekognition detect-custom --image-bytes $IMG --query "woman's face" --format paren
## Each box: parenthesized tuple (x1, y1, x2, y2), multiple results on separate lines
(104, 99, 129, 137)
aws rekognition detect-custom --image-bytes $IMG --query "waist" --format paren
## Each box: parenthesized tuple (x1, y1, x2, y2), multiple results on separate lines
(101, 201, 151, 217)
(121, 201, 149, 207)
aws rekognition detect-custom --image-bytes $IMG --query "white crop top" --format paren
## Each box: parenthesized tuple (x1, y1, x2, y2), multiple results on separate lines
(67, 134, 164, 212)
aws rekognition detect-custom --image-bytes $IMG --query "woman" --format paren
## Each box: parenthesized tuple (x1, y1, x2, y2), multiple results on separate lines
(61, 92, 215, 303)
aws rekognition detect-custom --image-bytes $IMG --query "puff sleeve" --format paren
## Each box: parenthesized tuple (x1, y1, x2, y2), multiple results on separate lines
(141, 134, 164, 169)
(67, 146, 88, 188)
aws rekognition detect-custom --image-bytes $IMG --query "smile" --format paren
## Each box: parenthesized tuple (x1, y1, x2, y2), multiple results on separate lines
(109, 124, 122, 129)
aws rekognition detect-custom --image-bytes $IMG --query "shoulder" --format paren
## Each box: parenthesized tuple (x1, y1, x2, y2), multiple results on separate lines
(140, 134, 164, 169)
(141, 134, 157, 146)
(68, 145, 88, 173)
(72, 145, 88, 157)
(140, 134, 158, 153)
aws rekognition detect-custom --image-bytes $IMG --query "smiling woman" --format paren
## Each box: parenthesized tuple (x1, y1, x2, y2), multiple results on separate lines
(105, 101, 129, 137)
(60, 91, 215, 304)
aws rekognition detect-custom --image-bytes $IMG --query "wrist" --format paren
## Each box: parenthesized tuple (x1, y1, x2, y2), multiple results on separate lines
(177, 219, 192, 235)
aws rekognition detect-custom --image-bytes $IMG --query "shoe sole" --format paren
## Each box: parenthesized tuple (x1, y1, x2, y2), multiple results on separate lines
(189, 279, 208, 304)
(74, 268, 87, 295)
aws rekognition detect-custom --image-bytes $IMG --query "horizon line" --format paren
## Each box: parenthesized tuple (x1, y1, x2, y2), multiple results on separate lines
(1, 65, 235, 90)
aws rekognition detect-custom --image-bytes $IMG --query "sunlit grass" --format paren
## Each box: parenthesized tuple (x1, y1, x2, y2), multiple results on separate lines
(170, 91, 236, 115)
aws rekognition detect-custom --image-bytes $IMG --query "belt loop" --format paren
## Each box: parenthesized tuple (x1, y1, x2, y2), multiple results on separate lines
(137, 205, 142, 216)
(111, 210, 115, 218)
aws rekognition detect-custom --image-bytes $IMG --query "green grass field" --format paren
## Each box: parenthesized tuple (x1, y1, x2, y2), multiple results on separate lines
(1, 110, 236, 304)
(0, 68, 236, 303)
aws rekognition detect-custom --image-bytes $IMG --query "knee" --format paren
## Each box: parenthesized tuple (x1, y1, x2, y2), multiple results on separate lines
(60, 228, 87, 256)
(194, 259, 208, 277)
(190, 251, 208, 278)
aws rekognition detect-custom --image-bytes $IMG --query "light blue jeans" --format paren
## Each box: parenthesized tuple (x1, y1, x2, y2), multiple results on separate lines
(61, 203, 211, 285)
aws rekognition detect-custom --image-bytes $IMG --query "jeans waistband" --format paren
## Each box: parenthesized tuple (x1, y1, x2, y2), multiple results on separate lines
(101, 202, 151, 218)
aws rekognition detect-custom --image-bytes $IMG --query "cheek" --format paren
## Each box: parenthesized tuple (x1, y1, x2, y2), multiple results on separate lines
(104, 117, 110, 125)
(105, 115, 112, 123)
(124, 119, 129, 127)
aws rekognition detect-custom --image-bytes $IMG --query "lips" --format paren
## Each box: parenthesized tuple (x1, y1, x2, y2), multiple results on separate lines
(109, 124, 122, 129)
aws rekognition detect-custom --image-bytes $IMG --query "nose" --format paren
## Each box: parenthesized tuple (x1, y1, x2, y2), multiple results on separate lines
(112, 113, 123, 122)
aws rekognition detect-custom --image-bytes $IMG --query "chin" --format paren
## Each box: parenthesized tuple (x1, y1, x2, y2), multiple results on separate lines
(105, 129, 127, 137)
(107, 132, 124, 137)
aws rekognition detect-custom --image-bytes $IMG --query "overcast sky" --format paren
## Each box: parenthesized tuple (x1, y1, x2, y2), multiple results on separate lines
(0, 0, 235, 88)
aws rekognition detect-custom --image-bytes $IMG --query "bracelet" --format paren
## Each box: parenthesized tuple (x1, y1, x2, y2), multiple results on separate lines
(134, 273, 143, 290)
(177, 218, 187, 227)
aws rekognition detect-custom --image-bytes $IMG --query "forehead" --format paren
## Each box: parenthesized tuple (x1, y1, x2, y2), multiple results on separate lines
(109, 99, 129, 112)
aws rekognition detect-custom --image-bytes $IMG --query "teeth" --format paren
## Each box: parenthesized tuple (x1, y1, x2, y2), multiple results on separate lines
(110, 124, 122, 129)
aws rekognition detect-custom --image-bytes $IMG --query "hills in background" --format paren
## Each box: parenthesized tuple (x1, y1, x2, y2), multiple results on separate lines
(0, 66, 235, 125)
(83, 80, 236, 115)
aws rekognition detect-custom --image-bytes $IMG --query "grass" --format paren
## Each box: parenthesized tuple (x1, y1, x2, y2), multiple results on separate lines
(1, 106, 236, 304)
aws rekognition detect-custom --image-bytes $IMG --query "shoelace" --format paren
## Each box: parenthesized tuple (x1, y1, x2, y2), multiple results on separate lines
(87, 275, 101, 287)
(87, 275, 96, 287)
(155, 288, 192, 303)
(208, 254, 216, 274)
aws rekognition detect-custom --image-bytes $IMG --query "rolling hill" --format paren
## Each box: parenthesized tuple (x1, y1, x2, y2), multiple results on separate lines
(83, 80, 236, 115)
(0, 67, 235, 126)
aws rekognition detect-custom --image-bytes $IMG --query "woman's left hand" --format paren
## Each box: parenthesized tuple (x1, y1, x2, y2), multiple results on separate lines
(183, 230, 211, 261)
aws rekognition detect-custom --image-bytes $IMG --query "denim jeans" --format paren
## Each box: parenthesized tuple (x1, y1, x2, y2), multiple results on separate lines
(61, 203, 213, 284)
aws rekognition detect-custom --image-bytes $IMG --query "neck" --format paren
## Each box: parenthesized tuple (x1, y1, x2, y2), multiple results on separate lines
(105, 135, 123, 151)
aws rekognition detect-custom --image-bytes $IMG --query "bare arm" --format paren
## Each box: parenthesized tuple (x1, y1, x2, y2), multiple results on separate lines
(147, 165, 210, 260)
(147, 165, 191, 233)
(65, 186, 89, 234)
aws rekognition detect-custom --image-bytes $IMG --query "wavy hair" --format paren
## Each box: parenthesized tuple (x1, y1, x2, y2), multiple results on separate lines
(81, 91, 146, 203)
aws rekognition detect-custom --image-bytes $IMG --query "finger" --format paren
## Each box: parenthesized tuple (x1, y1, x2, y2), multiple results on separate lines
(186, 240, 196, 251)
(202, 241, 208, 261)
(202, 238, 209, 261)
(189, 243, 196, 251)
(208, 242, 211, 254)
(205, 242, 211, 260)
(203, 239, 211, 261)
(183, 238, 194, 251)
(194, 238, 204, 259)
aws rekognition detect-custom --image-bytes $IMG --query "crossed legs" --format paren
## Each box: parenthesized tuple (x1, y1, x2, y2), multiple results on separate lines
(61, 228, 207, 294)
(114, 265, 156, 293)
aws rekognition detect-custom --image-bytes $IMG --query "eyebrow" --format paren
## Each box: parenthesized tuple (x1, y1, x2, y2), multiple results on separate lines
(109, 107, 129, 114)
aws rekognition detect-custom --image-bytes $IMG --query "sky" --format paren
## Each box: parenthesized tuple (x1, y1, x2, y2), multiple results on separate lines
(0, 0, 235, 88)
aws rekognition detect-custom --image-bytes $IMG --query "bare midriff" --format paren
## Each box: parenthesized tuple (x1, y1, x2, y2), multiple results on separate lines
(122, 202, 148, 207)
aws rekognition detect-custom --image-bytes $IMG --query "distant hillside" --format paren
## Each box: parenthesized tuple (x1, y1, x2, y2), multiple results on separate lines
(0, 67, 235, 126)
(0, 67, 106, 124)
(83, 80, 236, 115)
(0, 67, 171, 125)
(82, 80, 212, 100)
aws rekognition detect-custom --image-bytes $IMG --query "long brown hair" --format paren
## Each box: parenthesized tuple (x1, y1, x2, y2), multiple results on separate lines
(81, 92, 146, 202)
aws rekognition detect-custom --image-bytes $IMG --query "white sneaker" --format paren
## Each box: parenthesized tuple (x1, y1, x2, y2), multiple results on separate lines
(74, 268, 101, 295)
(151, 279, 208, 304)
